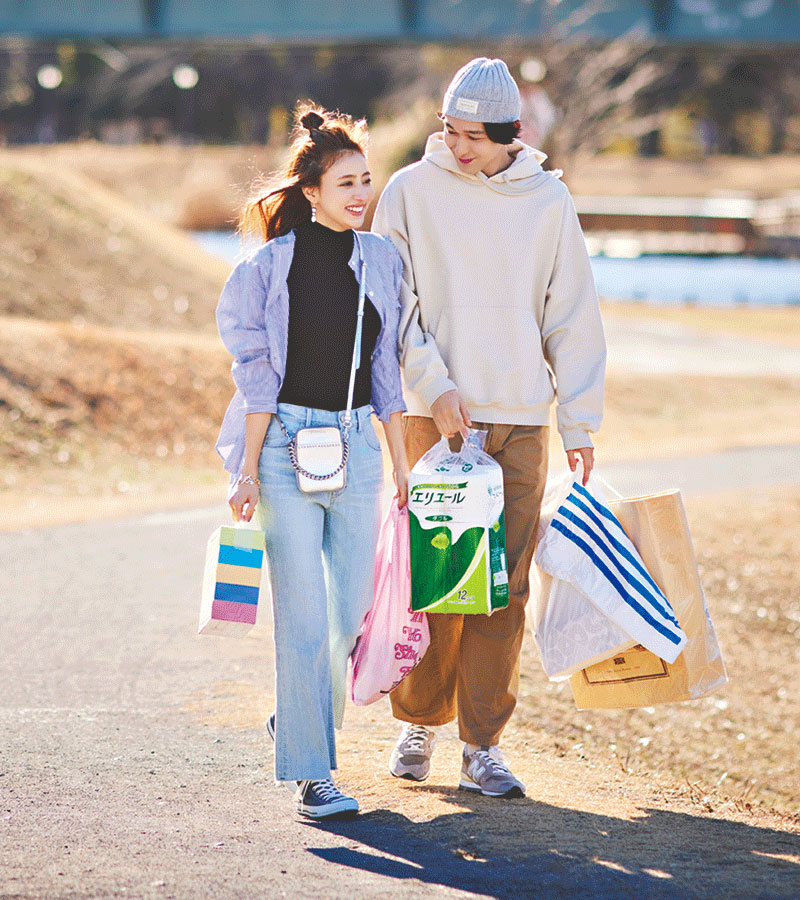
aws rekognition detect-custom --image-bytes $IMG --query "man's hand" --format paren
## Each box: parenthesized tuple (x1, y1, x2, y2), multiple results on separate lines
(566, 447, 594, 486)
(393, 465, 410, 509)
(430, 390, 472, 439)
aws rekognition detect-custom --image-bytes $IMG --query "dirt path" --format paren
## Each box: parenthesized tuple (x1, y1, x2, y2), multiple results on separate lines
(604, 315, 800, 379)
(2, 482, 798, 900)
(599, 443, 800, 496)
(604, 315, 800, 377)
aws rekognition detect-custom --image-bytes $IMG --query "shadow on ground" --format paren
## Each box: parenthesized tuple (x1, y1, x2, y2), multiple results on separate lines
(305, 789, 799, 900)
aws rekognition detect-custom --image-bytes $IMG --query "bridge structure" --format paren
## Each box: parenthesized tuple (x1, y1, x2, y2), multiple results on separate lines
(1, 0, 799, 42)
(575, 194, 800, 257)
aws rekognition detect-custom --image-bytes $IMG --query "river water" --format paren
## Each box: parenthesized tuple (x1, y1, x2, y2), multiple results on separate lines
(192, 230, 800, 307)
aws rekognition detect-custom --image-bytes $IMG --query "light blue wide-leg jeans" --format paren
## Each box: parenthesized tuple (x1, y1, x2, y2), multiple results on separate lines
(257, 403, 383, 782)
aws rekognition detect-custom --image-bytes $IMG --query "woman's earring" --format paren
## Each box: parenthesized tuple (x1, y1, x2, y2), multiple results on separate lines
(310, 205, 316, 223)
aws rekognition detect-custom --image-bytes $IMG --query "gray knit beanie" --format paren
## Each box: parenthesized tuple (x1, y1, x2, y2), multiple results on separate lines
(442, 57, 521, 124)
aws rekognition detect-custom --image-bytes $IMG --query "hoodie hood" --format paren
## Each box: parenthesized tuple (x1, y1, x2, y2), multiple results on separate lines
(422, 132, 560, 196)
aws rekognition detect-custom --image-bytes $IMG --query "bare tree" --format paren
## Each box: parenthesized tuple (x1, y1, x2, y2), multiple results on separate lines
(541, 38, 666, 166)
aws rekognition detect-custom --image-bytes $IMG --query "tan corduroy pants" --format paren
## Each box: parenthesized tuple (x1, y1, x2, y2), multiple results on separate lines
(391, 416, 549, 746)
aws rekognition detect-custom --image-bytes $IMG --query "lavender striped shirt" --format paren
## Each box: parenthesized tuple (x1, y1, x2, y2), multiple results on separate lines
(215, 229, 406, 475)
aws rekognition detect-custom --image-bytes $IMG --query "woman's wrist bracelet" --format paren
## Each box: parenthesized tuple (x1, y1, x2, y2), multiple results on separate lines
(237, 474, 261, 488)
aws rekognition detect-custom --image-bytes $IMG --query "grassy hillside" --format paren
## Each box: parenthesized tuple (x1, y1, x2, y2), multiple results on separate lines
(9, 143, 282, 232)
(0, 317, 232, 530)
(0, 156, 236, 526)
(0, 154, 229, 330)
(1, 317, 230, 474)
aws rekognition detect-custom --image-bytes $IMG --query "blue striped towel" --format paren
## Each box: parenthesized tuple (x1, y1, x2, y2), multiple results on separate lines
(536, 480, 687, 664)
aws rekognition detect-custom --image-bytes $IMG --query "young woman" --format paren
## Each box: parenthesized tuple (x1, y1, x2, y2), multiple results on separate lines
(215, 105, 409, 819)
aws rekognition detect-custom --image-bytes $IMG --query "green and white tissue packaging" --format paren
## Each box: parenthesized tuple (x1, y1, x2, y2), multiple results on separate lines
(408, 435, 509, 615)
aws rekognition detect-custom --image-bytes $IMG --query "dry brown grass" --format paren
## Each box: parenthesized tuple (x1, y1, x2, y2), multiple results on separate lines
(0, 155, 237, 529)
(602, 303, 800, 349)
(8, 142, 283, 232)
(9, 128, 438, 233)
(0, 316, 231, 530)
(0, 156, 228, 330)
(4, 312, 798, 529)
(0, 317, 229, 467)
(590, 372, 800, 463)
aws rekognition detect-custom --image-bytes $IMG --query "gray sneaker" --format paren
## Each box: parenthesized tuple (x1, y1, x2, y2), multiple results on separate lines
(389, 724, 437, 781)
(460, 747, 526, 798)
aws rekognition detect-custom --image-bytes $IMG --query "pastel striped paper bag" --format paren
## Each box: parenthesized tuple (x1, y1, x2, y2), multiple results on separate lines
(198, 525, 266, 636)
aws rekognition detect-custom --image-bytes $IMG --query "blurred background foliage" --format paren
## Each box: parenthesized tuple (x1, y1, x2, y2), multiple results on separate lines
(2, 38, 800, 167)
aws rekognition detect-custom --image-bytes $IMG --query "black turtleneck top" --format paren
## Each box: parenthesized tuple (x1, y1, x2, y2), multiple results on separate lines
(277, 220, 382, 412)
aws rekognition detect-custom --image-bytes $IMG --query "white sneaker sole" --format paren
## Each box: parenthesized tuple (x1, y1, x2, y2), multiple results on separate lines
(389, 760, 431, 782)
(297, 799, 359, 819)
(459, 773, 525, 798)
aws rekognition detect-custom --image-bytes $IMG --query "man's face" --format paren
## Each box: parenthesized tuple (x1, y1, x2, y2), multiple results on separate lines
(441, 116, 511, 178)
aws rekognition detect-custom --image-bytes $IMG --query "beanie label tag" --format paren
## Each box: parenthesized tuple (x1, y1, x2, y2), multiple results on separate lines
(455, 97, 479, 115)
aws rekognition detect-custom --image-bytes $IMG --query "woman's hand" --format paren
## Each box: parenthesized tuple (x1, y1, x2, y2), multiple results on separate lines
(229, 481, 260, 522)
(393, 465, 410, 509)
(230, 413, 271, 522)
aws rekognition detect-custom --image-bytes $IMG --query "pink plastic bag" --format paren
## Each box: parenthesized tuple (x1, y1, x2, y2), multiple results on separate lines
(351, 499, 430, 706)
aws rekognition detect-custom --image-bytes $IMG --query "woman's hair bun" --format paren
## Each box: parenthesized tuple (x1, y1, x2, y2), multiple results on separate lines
(301, 111, 325, 131)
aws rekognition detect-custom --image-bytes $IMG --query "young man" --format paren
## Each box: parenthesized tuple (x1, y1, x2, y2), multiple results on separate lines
(372, 57, 606, 798)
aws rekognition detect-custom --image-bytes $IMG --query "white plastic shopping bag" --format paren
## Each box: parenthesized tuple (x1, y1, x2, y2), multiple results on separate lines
(532, 569, 636, 680)
(351, 499, 430, 706)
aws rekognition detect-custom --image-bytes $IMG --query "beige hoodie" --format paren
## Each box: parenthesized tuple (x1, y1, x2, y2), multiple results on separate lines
(372, 133, 606, 451)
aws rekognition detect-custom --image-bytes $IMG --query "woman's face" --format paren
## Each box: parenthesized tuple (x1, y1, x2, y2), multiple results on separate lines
(442, 116, 512, 178)
(304, 151, 373, 231)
